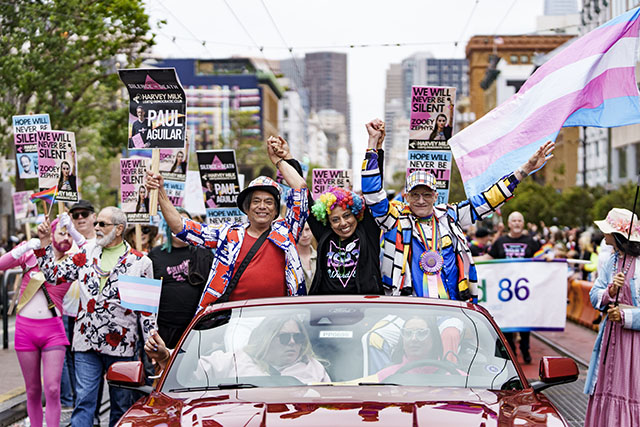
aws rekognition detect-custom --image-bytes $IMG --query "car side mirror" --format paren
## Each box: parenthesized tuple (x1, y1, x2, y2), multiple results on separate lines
(107, 361, 153, 394)
(530, 356, 579, 392)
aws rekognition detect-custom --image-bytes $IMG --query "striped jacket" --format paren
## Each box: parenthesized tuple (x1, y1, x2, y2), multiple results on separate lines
(177, 188, 308, 311)
(361, 149, 520, 301)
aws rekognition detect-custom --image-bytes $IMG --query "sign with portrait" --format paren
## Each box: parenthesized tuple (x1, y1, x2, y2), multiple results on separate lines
(408, 86, 456, 205)
(196, 150, 243, 225)
(120, 157, 151, 223)
(119, 68, 187, 149)
(37, 131, 78, 202)
(13, 114, 51, 179)
(12, 191, 38, 224)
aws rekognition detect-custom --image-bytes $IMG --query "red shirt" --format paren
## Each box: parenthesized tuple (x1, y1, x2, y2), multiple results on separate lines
(229, 233, 286, 301)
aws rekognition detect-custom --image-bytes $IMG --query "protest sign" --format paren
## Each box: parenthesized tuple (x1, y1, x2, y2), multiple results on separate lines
(475, 259, 567, 332)
(196, 150, 243, 225)
(119, 68, 186, 149)
(311, 168, 352, 200)
(163, 179, 185, 208)
(37, 131, 78, 202)
(184, 170, 207, 217)
(408, 86, 456, 204)
(158, 147, 188, 181)
(120, 157, 151, 223)
(13, 114, 51, 179)
(12, 191, 37, 224)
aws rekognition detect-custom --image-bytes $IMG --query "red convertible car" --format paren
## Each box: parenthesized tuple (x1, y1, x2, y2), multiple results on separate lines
(108, 296, 578, 426)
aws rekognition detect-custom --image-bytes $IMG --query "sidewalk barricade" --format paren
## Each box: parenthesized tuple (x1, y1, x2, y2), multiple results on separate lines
(567, 278, 600, 332)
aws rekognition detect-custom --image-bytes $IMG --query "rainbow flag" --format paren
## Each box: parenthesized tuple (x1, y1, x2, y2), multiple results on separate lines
(450, 8, 640, 196)
(29, 186, 57, 205)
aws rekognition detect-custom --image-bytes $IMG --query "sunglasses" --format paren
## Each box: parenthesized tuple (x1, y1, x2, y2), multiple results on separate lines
(141, 226, 152, 234)
(94, 221, 115, 228)
(276, 332, 305, 345)
(71, 211, 91, 220)
(401, 328, 431, 341)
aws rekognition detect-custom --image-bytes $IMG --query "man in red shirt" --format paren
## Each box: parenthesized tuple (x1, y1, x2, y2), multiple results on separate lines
(145, 137, 308, 309)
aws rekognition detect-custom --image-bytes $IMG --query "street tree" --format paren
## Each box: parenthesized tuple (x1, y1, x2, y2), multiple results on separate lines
(0, 0, 155, 191)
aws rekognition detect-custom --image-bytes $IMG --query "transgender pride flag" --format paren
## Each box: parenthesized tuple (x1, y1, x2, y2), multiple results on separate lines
(118, 275, 162, 314)
(450, 7, 640, 196)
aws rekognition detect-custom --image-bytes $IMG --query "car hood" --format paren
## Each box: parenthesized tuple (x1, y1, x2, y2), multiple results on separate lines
(118, 386, 566, 426)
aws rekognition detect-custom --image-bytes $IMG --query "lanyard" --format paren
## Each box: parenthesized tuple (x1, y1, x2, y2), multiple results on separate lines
(416, 215, 439, 253)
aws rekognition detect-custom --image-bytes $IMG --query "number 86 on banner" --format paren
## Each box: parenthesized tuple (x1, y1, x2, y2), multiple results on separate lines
(477, 278, 530, 303)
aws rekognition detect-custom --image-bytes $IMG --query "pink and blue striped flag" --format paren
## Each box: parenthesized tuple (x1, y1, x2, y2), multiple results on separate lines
(117, 275, 162, 314)
(450, 7, 640, 196)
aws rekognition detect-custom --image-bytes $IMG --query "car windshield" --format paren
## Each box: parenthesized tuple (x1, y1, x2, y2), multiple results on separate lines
(162, 303, 522, 392)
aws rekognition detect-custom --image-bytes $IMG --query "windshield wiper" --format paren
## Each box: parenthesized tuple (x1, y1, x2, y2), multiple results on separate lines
(169, 383, 258, 392)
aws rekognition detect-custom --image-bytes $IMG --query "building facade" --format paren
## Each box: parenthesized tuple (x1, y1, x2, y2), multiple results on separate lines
(580, 0, 640, 187)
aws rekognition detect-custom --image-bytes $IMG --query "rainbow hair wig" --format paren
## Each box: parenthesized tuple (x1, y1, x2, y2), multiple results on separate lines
(311, 187, 365, 225)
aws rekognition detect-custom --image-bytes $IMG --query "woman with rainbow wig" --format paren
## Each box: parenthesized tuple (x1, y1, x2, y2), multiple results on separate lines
(268, 130, 385, 296)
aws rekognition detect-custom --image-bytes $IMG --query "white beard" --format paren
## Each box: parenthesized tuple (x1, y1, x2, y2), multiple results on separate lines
(96, 228, 117, 248)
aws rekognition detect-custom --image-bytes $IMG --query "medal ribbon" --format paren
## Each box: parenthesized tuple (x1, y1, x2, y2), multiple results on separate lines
(416, 216, 448, 299)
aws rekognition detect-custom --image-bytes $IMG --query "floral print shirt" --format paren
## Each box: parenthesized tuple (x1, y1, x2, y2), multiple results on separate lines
(35, 241, 157, 357)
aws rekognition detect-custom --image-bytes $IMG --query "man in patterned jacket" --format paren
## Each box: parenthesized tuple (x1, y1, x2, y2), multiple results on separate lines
(361, 119, 554, 302)
(145, 137, 309, 311)
(36, 206, 156, 427)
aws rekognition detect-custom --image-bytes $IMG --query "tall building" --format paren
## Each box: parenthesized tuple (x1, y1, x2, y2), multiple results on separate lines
(304, 52, 348, 116)
(278, 90, 308, 162)
(304, 52, 350, 144)
(384, 63, 403, 106)
(149, 58, 283, 180)
(579, 0, 640, 188)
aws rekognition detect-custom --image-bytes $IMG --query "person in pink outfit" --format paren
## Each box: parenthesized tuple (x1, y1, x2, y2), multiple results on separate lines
(0, 215, 83, 427)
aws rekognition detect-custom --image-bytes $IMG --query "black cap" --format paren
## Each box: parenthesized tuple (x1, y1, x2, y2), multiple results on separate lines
(475, 227, 490, 238)
(69, 199, 95, 213)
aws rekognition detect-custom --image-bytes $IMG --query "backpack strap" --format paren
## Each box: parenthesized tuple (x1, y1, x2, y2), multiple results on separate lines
(217, 229, 270, 303)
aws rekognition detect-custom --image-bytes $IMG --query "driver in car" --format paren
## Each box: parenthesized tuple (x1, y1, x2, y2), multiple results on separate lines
(372, 316, 464, 381)
(146, 317, 331, 384)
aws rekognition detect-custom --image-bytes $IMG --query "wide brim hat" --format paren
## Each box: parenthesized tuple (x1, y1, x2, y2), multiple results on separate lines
(405, 170, 437, 193)
(237, 176, 281, 215)
(594, 208, 640, 242)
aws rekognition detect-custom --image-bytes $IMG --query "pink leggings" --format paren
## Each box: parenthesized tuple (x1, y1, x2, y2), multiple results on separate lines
(15, 316, 69, 427)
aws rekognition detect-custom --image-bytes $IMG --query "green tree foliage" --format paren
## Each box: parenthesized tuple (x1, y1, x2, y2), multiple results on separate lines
(0, 0, 154, 193)
(592, 182, 638, 221)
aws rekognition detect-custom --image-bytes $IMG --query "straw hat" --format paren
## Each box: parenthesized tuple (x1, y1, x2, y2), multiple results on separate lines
(594, 208, 640, 242)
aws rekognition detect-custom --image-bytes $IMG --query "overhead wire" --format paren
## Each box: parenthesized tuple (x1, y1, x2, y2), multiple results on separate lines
(156, 0, 216, 57)
(259, 0, 306, 91)
(222, 0, 280, 78)
(258, 0, 309, 129)
(452, 0, 480, 56)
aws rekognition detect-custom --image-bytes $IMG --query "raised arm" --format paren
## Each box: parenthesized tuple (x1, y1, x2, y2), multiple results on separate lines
(453, 141, 556, 228)
(267, 136, 307, 189)
(145, 171, 183, 234)
(35, 217, 80, 283)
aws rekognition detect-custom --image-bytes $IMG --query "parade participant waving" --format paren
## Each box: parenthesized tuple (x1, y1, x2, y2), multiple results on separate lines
(361, 119, 554, 301)
(145, 137, 308, 310)
(35, 207, 156, 427)
(268, 128, 384, 295)
(0, 218, 77, 427)
(584, 208, 640, 426)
